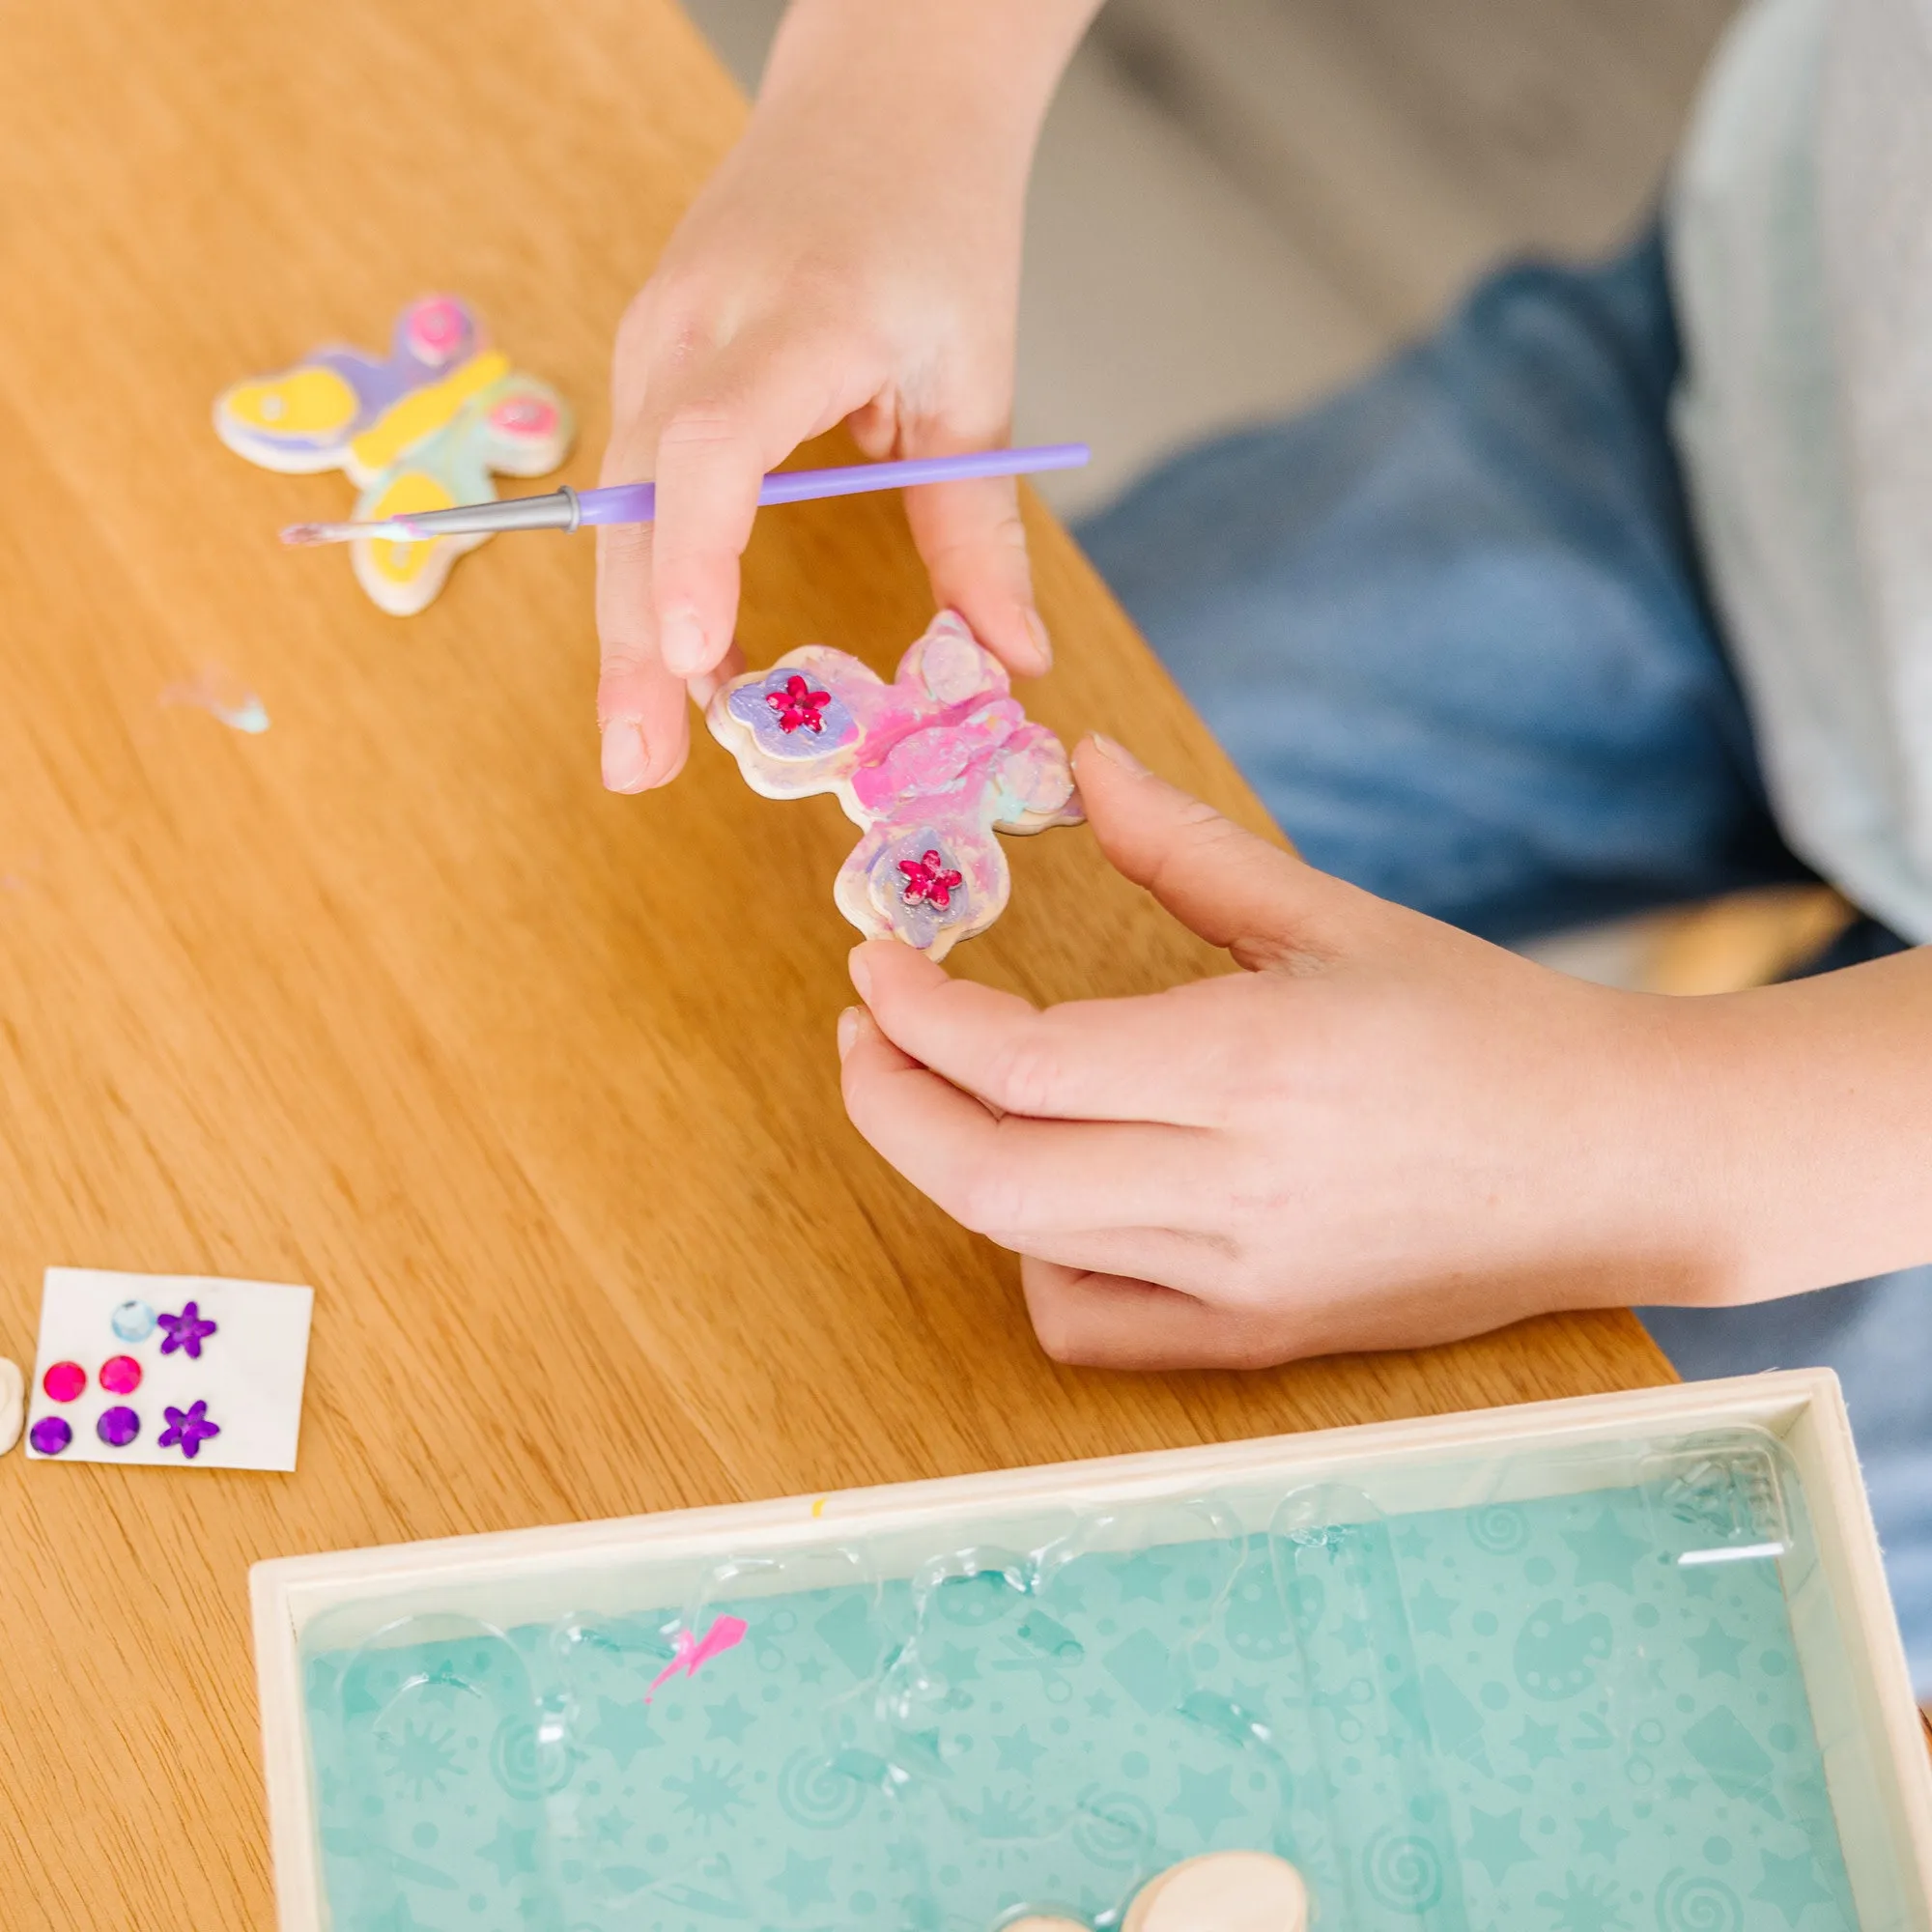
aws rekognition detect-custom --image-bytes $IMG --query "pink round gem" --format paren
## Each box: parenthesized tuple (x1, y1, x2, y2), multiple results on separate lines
(99, 1354, 141, 1395)
(42, 1360, 85, 1403)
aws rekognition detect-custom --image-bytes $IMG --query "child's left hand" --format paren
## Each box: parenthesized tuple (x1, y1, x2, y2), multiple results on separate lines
(838, 734, 1756, 1369)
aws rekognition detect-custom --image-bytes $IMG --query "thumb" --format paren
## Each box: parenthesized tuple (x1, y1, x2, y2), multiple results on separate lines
(1072, 734, 1346, 969)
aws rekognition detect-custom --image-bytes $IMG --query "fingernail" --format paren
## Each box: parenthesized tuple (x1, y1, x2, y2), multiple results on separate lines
(660, 607, 706, 677)
(847, 947, 873, 1003)
(837, 1007, 861, 1061)
(602, 720, 651, 792)
(1023, 609, 1054, 673)
(1083, 732, 1148, 778)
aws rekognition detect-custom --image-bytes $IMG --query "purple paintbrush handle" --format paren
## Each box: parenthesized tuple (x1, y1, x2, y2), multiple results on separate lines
(578, 481, 657, 526)
(573, 442, 1090, 528)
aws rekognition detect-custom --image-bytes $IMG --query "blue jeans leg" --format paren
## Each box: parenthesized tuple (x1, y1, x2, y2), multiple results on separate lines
(1076, 228, 1809, 944)
(1075, 228, 1932, 1688)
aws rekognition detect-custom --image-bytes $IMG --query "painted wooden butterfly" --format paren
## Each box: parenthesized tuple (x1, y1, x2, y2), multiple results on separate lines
(213, 295, 573, 615)
(707, 611, 1084, 960)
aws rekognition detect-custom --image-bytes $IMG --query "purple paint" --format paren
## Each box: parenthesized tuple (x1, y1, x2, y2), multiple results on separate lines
(870, 831, 972, 952)
(215, 296, 484, 467)
(725, 668, 859, 763)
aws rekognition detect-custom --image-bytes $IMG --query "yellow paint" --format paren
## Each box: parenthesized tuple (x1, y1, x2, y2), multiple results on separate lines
(810, 1496, 828, 1518)
(359, 469, 458, 586)
(349, 351, 509, 475)
(224, 366, 359, 437)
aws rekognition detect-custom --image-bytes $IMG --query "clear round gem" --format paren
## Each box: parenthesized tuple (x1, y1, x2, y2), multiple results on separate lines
(110, 1299, 156, 1343)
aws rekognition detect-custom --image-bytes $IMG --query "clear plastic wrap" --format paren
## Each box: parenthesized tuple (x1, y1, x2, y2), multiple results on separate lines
(290, 1421, 1895, 1930)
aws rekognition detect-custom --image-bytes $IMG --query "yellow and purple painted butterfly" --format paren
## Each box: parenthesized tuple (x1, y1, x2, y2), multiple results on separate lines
(213, 295, 573, 615)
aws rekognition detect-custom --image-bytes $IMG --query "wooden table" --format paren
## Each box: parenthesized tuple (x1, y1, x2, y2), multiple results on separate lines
(0, 2, 1669, 1922)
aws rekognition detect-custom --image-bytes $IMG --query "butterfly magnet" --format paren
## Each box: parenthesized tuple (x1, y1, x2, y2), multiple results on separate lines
(214, 295, 573, 614)
(707, 611, 1085, 960)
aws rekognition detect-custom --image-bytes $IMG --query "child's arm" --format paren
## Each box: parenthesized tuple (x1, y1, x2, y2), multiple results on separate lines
(838, 736, 1932, 1369)
(595, 0, 1102, 793)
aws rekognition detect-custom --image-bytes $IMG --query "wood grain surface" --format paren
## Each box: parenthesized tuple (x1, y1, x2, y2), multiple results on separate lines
(0, 2, 1669, 1924)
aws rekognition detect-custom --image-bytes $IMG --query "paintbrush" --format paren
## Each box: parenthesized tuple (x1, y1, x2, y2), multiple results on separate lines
(281, 442, 1091, 547)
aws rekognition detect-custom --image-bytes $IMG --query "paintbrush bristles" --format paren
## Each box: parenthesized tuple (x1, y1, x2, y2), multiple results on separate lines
(280, 520, 419, 547)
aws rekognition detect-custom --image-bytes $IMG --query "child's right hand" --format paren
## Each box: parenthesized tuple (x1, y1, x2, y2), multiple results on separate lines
(838, 736, 1925, 1368)
(595, 0, 1096, 792)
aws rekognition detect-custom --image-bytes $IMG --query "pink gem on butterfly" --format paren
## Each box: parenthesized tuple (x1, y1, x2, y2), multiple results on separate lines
(898, 849, 963, 909)
(766, 673, 834, 735)
(706, 611, 1084, 961)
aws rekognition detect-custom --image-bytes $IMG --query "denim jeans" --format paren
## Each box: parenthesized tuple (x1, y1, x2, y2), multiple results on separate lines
(1075, 227, 1932, 1688)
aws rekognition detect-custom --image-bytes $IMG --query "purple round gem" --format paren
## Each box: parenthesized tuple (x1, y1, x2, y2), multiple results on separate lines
(97, 1406, 140, 1448)
(29, 1416, 71, 1456)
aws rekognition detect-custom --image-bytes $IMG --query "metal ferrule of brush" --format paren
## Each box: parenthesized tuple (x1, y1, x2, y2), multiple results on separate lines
(390, 487, 582, 539)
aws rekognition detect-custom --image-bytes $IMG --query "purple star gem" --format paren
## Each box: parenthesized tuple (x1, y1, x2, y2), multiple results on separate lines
(158, 1399, 221, 1460)
(156, 1299, 218, 1359)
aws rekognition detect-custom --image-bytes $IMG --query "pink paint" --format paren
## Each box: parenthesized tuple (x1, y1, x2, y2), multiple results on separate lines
(643, 1614, 749, 1702)
(406, 295, 471, 364)
(489, 394, 560, 439)
(707, 611, 1084, 962)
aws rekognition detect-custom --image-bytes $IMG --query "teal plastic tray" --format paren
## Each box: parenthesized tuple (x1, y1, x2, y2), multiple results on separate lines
(253, 1374, 1932, 1931)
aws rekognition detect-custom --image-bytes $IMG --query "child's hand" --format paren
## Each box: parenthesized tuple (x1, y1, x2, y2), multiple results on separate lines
(838, 736, 1756, 1369)
(596, 0, 1094, 793)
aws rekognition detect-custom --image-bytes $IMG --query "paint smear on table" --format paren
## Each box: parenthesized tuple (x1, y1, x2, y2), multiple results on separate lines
(160, 667, 270, 733)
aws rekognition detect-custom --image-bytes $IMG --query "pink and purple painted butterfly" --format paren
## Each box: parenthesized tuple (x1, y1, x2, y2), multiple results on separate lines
(213, 295, 573, 615)
(707, 611, 1084, 960)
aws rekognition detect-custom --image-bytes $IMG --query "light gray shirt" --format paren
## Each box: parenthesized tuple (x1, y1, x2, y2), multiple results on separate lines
(1672, 0, 1932, 939)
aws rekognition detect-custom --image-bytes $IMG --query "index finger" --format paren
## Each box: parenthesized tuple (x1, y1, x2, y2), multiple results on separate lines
(838, 1006, 1210, 1237)
(850, 938, 1236, 1125)
(646, 328, 871, 679)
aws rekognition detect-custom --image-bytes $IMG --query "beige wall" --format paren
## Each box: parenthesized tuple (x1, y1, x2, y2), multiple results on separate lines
(680, 0, 1737, 514)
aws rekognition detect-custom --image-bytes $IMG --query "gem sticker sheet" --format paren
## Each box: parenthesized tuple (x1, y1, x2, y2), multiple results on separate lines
(298, 1444, 1860, 1932)
(25, 1267, 313, 1470)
